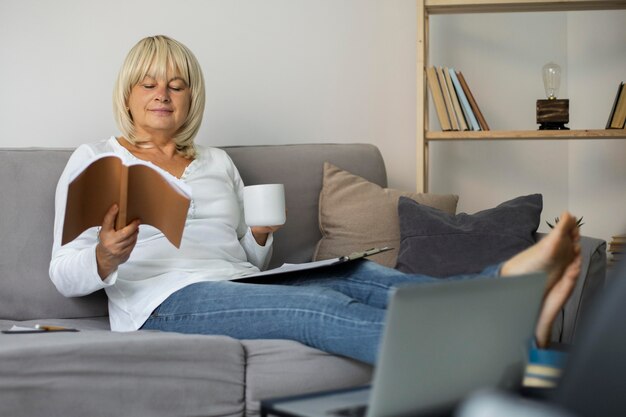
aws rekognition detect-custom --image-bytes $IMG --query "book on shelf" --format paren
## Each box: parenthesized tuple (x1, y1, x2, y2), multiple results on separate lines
(449, 68, 480, 131)
(456, 70, 490, 131)
(426, 66, 452, 131)
(443, 67, 469, 131)
(426, 65, 489, 132)
(62, 154, 191, 248)
(605, 82, 623, 128)
(606, 81, 626, 129)
(436, 66, 460, 131)
(608, 234, 625, 266)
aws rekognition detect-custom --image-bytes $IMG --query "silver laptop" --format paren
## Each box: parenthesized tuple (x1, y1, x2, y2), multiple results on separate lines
(262, 273, 547, 417)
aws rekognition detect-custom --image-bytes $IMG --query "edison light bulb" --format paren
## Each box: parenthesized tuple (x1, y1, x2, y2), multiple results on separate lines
(542, 62, 561, 100)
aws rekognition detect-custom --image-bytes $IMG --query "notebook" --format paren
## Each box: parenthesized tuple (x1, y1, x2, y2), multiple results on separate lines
(233, 247, 393, 281)
(261, 272, 547, 417)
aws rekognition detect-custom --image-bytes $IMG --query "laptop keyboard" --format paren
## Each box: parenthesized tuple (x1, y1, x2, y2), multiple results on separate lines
(326, 405, 367, 417)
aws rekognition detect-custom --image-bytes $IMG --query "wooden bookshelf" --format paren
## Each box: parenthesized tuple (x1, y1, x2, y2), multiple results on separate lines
(427, 129, 626, 141)
(416, 0, 626, 192)
(425, 0, 626, 14)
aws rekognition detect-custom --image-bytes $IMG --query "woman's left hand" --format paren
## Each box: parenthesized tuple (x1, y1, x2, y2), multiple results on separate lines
(251, 225, 283, 246)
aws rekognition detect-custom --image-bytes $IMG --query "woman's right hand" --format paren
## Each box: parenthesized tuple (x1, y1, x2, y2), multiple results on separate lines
(95, 204, 140, 280)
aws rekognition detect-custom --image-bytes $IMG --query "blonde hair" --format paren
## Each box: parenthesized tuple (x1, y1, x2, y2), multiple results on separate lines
(113, 35, 205, 158)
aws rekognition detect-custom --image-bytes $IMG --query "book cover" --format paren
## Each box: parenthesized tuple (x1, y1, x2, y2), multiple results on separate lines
(62, 154, 192, 248)
(609, 82, 626, 129)
(437, 66, 460, 131)
(426, 66, 452, 131)
(449, 68, 480, 131)
(456, 70, 490, 131)
(443, 67, 469, 131)
(608, 234, 625, 265)
(523, 347, 568, 388)
(606, 82, 624, 129)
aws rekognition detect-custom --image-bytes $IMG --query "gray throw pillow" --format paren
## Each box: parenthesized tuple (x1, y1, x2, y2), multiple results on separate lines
(395, 194, 542, 277)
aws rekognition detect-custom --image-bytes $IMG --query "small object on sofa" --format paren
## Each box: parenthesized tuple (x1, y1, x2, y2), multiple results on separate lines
(2, 324, 79, 334)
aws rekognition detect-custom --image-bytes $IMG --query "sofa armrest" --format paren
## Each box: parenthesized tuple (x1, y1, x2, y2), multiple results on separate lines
(547, 235, 607, 345)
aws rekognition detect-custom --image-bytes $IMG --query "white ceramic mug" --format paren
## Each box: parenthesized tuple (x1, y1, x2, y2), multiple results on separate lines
(243, 184, 286, 227)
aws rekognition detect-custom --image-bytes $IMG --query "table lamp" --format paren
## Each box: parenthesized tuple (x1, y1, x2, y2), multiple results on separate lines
(537, 62, 569, 130)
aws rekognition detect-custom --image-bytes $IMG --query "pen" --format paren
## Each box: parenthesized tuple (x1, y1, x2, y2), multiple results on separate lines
(339, 247, 393, 262)
(34, 324, 79, 332)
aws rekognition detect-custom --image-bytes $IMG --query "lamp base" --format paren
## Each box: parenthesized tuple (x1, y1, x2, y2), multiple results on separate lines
(537, 99, 569, 131)
(538, 122, 570, 130)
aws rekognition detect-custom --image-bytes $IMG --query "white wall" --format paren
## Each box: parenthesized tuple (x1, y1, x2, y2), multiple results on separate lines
(0, 0, 417, 191)
(429, 10, 626, 243)
(567, 12, 626, 248)
(1, 1, 624, 243)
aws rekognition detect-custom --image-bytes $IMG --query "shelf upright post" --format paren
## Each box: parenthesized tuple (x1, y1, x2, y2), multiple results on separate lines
(416, 0, 428, 192)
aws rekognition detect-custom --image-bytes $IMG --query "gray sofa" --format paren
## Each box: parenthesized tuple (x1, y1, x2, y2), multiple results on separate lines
(0, 144, 607, 417)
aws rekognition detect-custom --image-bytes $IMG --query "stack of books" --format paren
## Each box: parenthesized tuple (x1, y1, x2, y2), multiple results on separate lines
(426, 66, 489, 132)
(523, 346, 568, 389)
(608, 234, 625, 266)
(606, 81, 626, 129)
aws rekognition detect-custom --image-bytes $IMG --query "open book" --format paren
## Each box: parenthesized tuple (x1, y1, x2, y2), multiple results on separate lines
(62, 153, 191, 248)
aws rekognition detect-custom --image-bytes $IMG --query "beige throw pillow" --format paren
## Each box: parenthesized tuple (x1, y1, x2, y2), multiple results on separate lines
(313, 163, 459, 268)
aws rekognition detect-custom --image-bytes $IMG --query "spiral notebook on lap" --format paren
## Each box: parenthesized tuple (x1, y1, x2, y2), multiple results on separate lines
(261, 273, 547, 417)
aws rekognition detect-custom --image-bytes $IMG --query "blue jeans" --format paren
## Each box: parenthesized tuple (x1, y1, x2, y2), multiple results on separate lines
(142, 260, 501, 364)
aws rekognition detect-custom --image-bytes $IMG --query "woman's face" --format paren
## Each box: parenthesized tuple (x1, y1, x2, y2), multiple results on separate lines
(127, 71, 191, 141)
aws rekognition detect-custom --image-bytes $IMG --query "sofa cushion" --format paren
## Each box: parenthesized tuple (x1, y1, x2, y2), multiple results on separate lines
(0, 330, 246, 417)
(224, 144, 387, 268)
(0, 149, 108, 321)
(242, 339, 372, 417)
(395, 194, 542, 277)
(313, 163, 458, 267)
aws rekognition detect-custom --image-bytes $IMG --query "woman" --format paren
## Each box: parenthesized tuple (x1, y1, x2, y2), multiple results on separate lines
(50, 35, 581, 365)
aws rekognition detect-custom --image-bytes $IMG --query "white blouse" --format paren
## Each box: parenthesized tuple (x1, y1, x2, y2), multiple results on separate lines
(49, 137, 273, 332)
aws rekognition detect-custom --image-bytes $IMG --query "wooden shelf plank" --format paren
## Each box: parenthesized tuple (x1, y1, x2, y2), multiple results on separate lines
(425, 0, 626, 14)
(426, 129, 626, 141)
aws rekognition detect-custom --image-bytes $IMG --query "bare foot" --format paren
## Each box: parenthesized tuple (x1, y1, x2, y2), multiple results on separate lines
(534, 254, 581, 347)
(500, 212, 582, 347)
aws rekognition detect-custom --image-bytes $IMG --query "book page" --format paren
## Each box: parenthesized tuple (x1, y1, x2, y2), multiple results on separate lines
(62, 156, 123, 245)
(127, 164, 191, 248)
